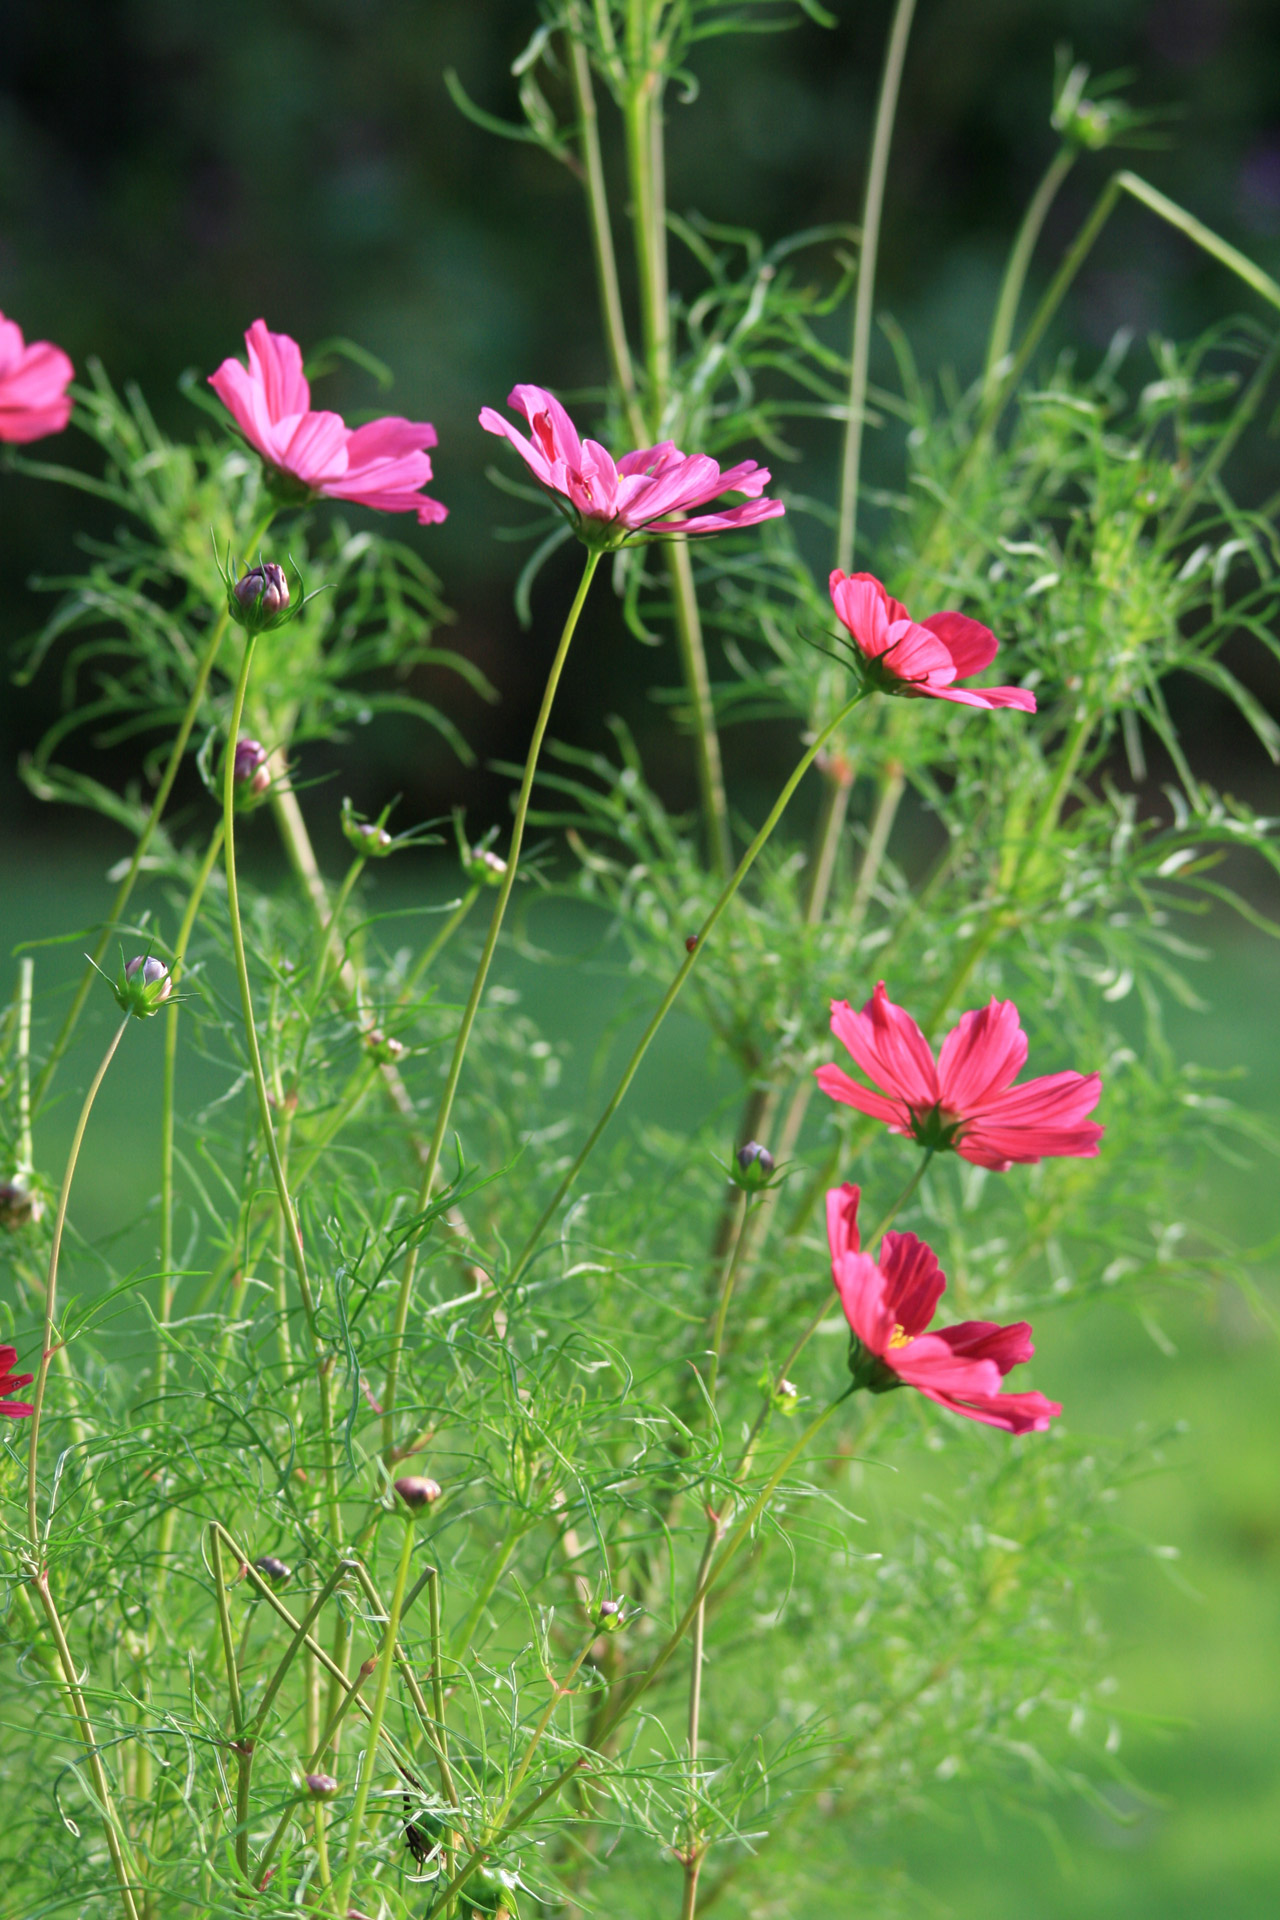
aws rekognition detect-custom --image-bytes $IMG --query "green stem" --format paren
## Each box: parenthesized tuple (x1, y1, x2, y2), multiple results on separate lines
(707, 1192, 752, 1412)
(27, 1017, 129, 1542)
(157, 821, 225, 1406)
(335, 1517, 418, 1914)
(16, 957, 34, 1173)
(982, 144, 1076, 391)
(835, 0, 918, 577)
(568, 5, 644, 440)
(222, 632, 341, 1548)
(510, 691, 872, 1282)
(380, 547, 602, 1456)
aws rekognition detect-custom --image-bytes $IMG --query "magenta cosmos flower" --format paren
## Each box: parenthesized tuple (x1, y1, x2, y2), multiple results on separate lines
(829, 571, 1034, 711)
(816, 983, 1102, 1170)
(828, 1184, 1060, 1433)
(0, 311, 74, 444)
(0, 1345, 34, 1419)
(209, 320, 445, 524)
(479, 383, 784, 545)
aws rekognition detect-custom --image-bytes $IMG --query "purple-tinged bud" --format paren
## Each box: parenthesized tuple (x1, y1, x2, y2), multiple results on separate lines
(0, 1178, 44, 1232)
(394, 1475, 442, 1512)
(115, 955, 173, 1019)
(253, 1555, 291, 1587)
(305, 1772, 339, 1800)
(234, 562, 289, 620)
(341, 799, 396, 858)
(233, 737, 272, 800)
(595, 1596, 625, 1632)
(732, 1141, 775, 1192)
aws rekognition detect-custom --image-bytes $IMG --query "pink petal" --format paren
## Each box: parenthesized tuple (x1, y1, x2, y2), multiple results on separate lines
(922, 610, 998, 678)
(243, 319, 311, 420)
(922, 683, 1037, 712)
(917, 1385, 1060, 1433)
(825, 1183, 862, 1262)
(930, 1317, 1034, 1375)
(831, 1249, 897, 1353)
(507, 383, 583, 469)
(891, 1335, 1004, 1400)
(936, 999, 1028, 1113)
(813, 1063, 909, 1129)
(622, 452, 721, 526)
(0, 1400, 35, 1419)
(974, 1068, 1104, 1133)
(616, 440, 683, 477)
(829, 571, 893, 658)
(278, 409, 350, 487)
(646, 498, 785, 535)
(830, 984, 940, 1108)
(878, 1231, 946, 1338)
(880, 620, 958, 689)
(478, 405, 557, 488)
(345, 415, 438, 461)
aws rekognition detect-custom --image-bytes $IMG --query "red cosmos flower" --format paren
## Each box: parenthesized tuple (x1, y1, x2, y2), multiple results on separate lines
(816, 983, 1103, 1170)
(209, 321, 446, 524)
(478, 384, 784, 544)
(827, 1184, 1060, 1433)
(0, 1345, 34, 1419)
(829, 571, 1034, 711)
(0, 311, 74, 444)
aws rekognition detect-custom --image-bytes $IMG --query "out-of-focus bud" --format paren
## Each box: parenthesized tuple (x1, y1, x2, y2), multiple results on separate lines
(454, 810, 508, 888)
(731, 1141, 775, 1193)
(233, 736, 272, 803)
(253, 1555, 291, 1587)
(772, 1377, 800, 1416)
(114, 955, 173, 1019)
(595, 1596, 626, 1633)
(394, 1475, 442, 1512)
(231, 560, 291, 632)
(466, 1864, 522, 1916)
(364, 1027, 407, 1066)
(305, 1772, 339, 1800)
(341, 798, 395, 859)
(0, 1177, 44, 1232)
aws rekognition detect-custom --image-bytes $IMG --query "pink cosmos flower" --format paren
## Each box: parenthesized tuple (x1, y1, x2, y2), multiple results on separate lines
(0, 312, 74, 444)
(816, 983, 1103, 1171)
(0, 1345, 34, 1419)
(827, 1184, 1060, 1433)
(478, 383, 784, 543)
(829, 571, 1034, 711)
(209, 320, 445, 524)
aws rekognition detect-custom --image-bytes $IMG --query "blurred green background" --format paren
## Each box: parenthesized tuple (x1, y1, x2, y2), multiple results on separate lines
(2, 1, 1279, 1915)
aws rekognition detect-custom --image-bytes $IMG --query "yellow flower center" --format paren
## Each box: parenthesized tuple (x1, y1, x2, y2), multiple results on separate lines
(887, 1324, 912, 1350)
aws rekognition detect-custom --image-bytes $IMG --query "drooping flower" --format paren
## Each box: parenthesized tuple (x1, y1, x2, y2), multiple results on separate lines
(827, 1184, 1060, 1433)
(478, 383, 784, 545)
(816, 983, 1102, 1170)
(0, 1345, 35, 1419)
(209, 320, 446, 524)
(0, 312, 74, 444)
(828, 571, 1034, 711)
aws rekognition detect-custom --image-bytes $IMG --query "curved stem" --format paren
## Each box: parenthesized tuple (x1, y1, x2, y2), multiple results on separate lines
(510, 691, 872, 1284)
(27, 1017, 129, 1542)
(222, 633, 341, 1547)
(334, 1517, 417, 1914)
(157, 821, 224, 1403)
(835, 0, 918, 577)
(982, 144, 1075, 391)
(381, 547, 601, 1455)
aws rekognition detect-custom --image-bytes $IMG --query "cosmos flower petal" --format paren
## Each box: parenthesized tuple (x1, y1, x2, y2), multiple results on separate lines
(937, 999, 1028, 1112)
(878, 1231, 947, 1338)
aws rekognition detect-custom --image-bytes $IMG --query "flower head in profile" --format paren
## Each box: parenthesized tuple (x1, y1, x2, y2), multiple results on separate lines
(816, 983, 1102, 1170)
(829, 572, 1034, 711)
(209, 320, 446, 524)
(0, 1346, 35, 1419)
(827, 1184, 1060, 1433)
(0, 311, 74, 444)
(479, 383, 784, 547)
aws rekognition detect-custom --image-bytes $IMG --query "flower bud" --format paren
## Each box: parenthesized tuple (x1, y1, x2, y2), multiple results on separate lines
(232, 561, 290, 631)
(731, 1141, 775, 1192)
(233, 736, 271, 801)
(772, 1377, 800, 1416)
(341, 799, 395, 858)
(253, 1555, 291, 1587)
(114, 955, 173, 1019)
(394, 1475, 442, 1512)
(305, 1772, 339, 1800)
(364, 1027, 407, 1065)
(595, 1596, 625, 1633)
(0, 1178, 44, 1232)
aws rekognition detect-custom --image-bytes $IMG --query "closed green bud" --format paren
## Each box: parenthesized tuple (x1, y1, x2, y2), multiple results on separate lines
(114, 955, 173, 1019)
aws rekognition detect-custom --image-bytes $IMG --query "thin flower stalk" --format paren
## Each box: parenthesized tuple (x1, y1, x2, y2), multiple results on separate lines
(509, 689, 872, 1283)
(334, 1515, 419, 1914)
(381, 546, 603, 1454)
